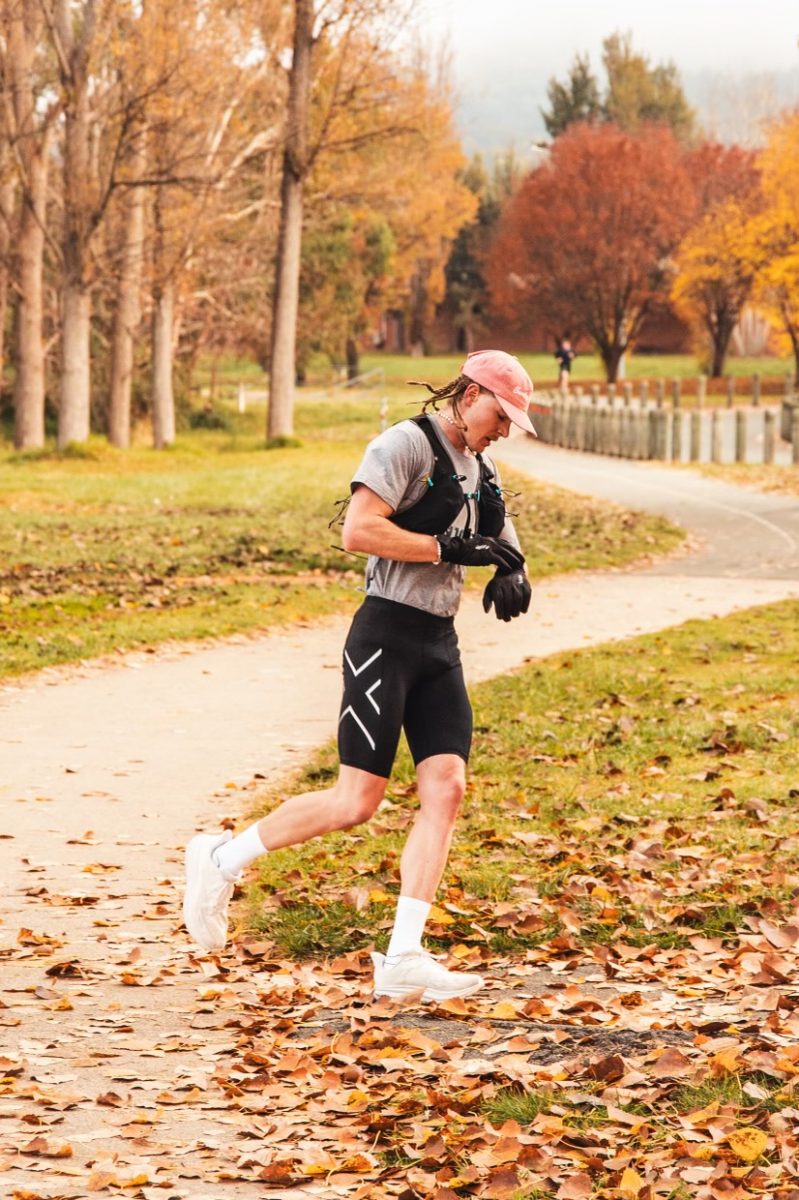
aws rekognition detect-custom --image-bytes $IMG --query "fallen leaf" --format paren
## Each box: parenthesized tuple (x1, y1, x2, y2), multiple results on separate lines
(727, 1127, 769, 1163)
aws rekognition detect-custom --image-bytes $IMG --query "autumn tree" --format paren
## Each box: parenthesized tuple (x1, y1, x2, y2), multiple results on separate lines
(131, 0, 283, 447)
(671, 203, 757, 377)
(541, 33, 695, 145)
(267, 0, 450, 443)
(671, 144, 761, 376)
(290, 46, 475, 375)
(748, 111, 799, 377)
(487, 122, 695, 382)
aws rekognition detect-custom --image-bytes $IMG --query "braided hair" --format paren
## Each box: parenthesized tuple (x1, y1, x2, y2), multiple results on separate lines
(407, 374, 472, 435)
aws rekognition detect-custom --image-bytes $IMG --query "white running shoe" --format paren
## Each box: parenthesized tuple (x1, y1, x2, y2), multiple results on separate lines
(371, 950, 484, 1002)
(183, 831, 237, 951)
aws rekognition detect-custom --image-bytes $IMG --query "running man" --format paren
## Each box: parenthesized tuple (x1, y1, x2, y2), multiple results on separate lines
(183, 349, 536, 1001)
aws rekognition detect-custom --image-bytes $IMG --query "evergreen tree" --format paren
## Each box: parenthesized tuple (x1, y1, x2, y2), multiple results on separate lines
(541, 54, 601, 138)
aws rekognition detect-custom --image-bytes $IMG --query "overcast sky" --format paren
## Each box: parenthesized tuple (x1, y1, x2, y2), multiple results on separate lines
(418, 0, 799, 153)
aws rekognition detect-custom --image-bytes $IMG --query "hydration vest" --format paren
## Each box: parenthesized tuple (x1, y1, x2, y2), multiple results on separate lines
(390, 415, 506, 538)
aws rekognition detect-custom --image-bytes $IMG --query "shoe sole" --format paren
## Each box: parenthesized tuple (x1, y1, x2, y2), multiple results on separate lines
(183, 836, 227, 953)
(373, 978, 484, 1002)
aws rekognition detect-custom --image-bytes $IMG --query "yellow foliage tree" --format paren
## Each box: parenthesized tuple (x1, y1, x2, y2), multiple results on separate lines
(671, 198, 757, 377)
(749, 111, 799, 377)
(307, 53, 477, 366)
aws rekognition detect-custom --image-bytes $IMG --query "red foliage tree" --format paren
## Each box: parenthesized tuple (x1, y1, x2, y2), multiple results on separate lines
(684, 141, 760, 215)
(487, 122, 695, 381)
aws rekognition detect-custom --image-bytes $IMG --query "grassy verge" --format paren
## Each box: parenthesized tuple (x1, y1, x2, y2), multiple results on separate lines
(245, 597, 799, 959)
(689, 462, 799, 496)
(0, 390, 681, 679)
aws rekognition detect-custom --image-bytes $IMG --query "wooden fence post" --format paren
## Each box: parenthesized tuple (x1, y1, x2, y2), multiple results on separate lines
(672, 378, 681, 408)
(655, 379, 665, 408)
(590, 384, 600, 405)
(552, 399, 562, 445)
(792, 408, 799, 464)
(622, 382, 632, 406)
(575, 404, 586, 451)
(639, 380, 649, 404)
(658, 409, 670, 459)
(597, 408, 609, 453)
(763, 410, 775, 464)
(625, 407, 635, 456)
(735, 410, 747, 463)
(565, 400, 575, 448)
(690, 409, 701, 461)
(711, 410, 723, 462)
(587, 405, 597, 453)
(637, 407, 650, 459)
(610, 408, 621, 456)
(672, 409, 683, 461)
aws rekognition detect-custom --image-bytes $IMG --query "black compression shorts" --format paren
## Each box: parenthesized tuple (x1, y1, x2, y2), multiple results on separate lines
(337, 596, 473, 778)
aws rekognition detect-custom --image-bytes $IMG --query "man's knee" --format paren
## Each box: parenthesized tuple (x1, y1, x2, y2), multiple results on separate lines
(334, 770, 386, 828)
(418, 756, 466, 821)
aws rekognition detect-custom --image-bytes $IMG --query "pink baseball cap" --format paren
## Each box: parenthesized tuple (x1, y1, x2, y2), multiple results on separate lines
(461, 350, 537, 436)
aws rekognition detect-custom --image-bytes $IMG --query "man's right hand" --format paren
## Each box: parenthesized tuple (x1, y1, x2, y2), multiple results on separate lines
(437, 534, 525, 572)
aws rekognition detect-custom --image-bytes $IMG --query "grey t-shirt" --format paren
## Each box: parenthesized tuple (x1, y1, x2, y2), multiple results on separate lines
(350, 417, 519, 617)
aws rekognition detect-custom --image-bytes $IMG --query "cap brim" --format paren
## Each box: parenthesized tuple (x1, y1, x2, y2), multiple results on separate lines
(497, 395, 538, 437)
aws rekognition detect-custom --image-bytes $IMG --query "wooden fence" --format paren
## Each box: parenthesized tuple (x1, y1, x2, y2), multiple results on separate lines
(533, 377, 799, 465)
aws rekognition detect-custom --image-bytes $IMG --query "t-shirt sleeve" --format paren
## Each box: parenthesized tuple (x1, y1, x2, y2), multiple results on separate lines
(350, 423, 430, 513)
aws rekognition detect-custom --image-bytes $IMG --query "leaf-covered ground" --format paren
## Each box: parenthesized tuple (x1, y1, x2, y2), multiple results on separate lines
(3, 601, 796, 1198)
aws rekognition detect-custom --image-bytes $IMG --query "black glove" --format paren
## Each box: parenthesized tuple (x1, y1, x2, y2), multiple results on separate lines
(482, 569, 532, 621)
(437, 534, 525, 573)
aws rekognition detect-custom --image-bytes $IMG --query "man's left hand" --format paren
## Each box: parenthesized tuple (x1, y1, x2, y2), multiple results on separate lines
(482, 570, 531, 621)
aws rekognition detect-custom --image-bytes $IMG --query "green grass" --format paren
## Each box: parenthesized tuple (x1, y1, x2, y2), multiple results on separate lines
(0, 388, 682, 679)
(482, 1087, 555, 1126)
(671, 1073, 786, 1116)
(245, 598, 799, 957)
(356, 351, 794, 391)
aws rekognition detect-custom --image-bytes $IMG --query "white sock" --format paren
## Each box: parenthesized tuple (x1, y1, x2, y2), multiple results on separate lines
(385, 895, 431, 961)
(212, 822, 266, 878)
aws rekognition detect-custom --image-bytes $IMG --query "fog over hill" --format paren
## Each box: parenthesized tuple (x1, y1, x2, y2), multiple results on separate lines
(451, 64, 799, 161)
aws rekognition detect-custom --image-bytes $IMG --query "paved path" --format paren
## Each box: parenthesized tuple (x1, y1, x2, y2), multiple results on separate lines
(1, 445, 798, 1196)
(495, 437, 799, 579)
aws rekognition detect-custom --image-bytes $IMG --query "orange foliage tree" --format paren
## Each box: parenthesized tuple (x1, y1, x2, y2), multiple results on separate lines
(671, 144, 761, 377)
(486, 122, 694, 382)
(747, 112, 799, 377)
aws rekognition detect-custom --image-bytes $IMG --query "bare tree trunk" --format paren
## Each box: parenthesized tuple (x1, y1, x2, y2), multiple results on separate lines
(13, 151, 50, 450)
(8, 0, 55, 450)
(345, 336, 359, 380)
(709, 307, 736, 379)
(108, 137, 146, 448)
(55, 0, 96, 449)
(0, 177, 15, 395)
(57, 283, 92, 447)
(266, 0, 314, 443)
(152, 281, 175, 449)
